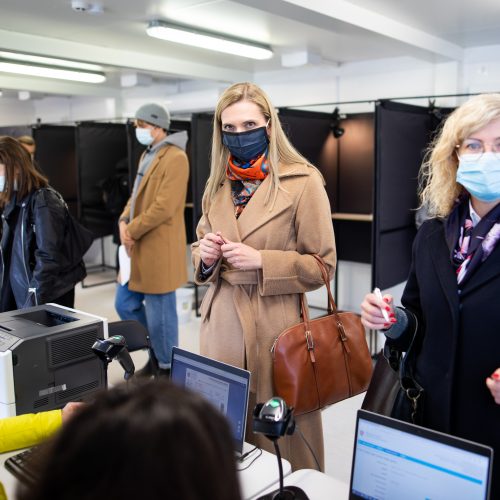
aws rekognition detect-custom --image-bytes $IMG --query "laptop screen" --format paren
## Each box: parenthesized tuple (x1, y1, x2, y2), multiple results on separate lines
(350, 410, 493, 500)
(170, 347, 250, 454)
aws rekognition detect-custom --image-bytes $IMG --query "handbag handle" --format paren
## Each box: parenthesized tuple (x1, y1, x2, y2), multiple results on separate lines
(311, 254, 338, 314)
(299, 254, 337, 326)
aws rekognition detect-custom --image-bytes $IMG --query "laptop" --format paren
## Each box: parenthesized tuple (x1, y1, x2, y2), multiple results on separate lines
(349, 410, 493, 500)
(170, 347, 251, 455)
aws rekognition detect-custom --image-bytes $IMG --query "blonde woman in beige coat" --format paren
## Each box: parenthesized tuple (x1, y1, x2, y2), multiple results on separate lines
(192, 82, 336, 471)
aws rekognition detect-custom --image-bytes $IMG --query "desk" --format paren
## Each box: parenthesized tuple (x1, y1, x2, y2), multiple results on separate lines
(258, 469, 349, 500)
(1, 443, 290, 500)
(239, 442, 292, 500)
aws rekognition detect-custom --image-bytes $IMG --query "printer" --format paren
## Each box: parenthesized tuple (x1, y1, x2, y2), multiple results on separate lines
(0, 304, 108, 418)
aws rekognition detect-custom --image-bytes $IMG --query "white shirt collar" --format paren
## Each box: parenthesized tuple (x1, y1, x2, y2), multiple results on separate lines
(469, 200, 481, 227)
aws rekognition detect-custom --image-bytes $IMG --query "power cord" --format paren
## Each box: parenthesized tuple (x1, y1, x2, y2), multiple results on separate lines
(236, 446, 263, 471)
(296, 424, 321, 471)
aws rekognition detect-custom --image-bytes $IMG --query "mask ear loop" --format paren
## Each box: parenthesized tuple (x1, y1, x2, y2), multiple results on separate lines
(265, 118, 271, 139)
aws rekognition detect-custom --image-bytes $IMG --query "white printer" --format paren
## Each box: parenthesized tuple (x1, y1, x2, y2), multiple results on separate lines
(0, 304, 108, 417)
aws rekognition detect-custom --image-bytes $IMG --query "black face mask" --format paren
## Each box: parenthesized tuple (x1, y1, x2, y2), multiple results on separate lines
(222, 126, 269, 162)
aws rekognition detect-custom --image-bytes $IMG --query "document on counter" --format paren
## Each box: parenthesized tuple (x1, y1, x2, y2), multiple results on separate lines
(118, 245, 131, 285)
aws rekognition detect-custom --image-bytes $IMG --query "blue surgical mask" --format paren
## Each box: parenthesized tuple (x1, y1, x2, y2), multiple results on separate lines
(222, 126, 269, 162)
(0, 176, 5, 192)
(457, 152, 500, 202)
(135, 127, 154, 146)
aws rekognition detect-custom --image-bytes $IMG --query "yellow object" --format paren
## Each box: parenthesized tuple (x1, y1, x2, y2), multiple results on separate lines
(0, 409, 62, 453)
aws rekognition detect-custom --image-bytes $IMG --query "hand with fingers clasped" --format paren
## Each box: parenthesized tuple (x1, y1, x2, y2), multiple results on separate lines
(220, 235, 262, 271)
(360, 292, 397, 330)
(199, 231, 225, 267)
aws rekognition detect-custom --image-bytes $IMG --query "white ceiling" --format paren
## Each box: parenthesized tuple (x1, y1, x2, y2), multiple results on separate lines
(0, 0, 499, 99)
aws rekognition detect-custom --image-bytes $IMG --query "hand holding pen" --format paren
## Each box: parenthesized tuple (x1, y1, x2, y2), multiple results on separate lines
(360, 287, 397, 330)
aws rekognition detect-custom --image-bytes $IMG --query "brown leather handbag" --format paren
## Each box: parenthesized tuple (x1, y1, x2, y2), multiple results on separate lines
(271, 254, 373, 416)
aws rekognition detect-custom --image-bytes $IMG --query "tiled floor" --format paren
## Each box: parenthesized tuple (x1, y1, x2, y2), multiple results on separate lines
(75, 279, 362, 486)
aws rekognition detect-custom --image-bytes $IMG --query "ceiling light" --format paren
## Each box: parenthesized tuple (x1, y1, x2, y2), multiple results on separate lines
(0, 52, 106, 84)
(146, 20, 273, 60)
(0, 52, 103, 72)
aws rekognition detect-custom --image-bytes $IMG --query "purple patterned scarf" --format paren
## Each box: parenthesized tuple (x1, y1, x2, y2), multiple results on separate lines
(445, 196, 500, 287)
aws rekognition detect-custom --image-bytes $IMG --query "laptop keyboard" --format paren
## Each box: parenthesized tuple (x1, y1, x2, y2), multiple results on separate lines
(4, 448, 39, 485)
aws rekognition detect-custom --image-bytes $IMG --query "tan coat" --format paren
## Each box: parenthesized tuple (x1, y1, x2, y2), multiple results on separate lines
(192, 163, 336, 471)
(121, 144, 189, 294)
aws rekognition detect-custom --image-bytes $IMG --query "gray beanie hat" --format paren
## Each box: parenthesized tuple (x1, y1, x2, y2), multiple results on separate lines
(135, 103, 171, 130)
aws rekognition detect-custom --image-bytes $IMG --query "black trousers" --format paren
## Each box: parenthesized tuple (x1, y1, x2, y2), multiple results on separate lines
(51, 288, 75, 308)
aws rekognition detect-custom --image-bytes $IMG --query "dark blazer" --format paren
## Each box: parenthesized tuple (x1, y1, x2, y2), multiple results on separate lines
(401, 217, 500, 490)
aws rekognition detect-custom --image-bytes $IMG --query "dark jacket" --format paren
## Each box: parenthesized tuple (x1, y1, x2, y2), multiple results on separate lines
(394, 217, 500, 493)
(0, 187, 86, 309)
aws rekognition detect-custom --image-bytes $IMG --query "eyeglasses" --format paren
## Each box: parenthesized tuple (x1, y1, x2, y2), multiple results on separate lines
(456, 139, 500, 160)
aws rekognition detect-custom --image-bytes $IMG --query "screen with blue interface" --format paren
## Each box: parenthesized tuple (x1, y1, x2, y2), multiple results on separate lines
(350, 410, 492, 500)
(170, 347, 250, 454)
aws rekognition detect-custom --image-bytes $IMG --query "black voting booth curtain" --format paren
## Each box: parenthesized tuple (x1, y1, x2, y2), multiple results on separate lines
(279, 109, 374, 264)
(76, 122, 128, 238)
(373, 100, 454, 290)
(190, 113, 213, 243)
(33, 125, 78, 217)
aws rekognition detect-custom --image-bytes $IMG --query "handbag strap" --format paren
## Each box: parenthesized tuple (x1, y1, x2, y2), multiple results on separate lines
(299, 254, 336, 331)
(310, 254, 338, 314)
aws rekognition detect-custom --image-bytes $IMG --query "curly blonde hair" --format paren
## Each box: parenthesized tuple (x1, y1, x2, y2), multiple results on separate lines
(420, 93, 500, 217)
(203, 82, 317, 209)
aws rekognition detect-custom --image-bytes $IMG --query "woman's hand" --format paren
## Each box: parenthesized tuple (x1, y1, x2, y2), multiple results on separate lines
(360, 292, 396, 330)
(199, 232, 225, 267)
(486, 369, 500, 404)
(221, 237, 262, 270)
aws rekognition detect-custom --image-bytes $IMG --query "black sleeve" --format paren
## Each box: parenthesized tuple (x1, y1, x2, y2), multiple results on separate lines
(30, 190, 67, 303)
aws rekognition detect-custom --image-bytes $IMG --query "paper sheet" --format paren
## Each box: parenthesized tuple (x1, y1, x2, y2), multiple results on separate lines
(118, 245, 131, 286)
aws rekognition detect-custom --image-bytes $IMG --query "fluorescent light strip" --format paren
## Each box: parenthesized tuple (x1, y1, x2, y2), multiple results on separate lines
(0, 51, 103, 72)
(0, 61, 106, 83)
(146, 21, 273, 60)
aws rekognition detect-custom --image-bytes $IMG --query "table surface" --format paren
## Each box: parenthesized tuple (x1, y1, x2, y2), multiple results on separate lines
(0, 442, 291, 500)
(257, 468, 350, 500)
(239, 442, 292, 499)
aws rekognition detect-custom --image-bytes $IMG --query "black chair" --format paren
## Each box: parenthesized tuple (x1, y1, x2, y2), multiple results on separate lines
(107, 320, 159, 377)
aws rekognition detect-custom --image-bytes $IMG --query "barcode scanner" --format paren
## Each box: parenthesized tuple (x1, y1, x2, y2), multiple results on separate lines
(253, 397, 308, 499)
(253, 397, 295, 440)
(92, 335, 135, 380)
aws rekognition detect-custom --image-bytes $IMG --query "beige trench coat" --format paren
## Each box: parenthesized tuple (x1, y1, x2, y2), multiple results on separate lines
(121, 144, 189, 294)
(192, 163, 336, 471)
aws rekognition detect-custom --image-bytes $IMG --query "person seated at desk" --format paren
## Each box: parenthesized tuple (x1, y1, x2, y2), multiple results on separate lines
(17, 379, 242, 500)
(0, 403, 82, 500)
(0, 403, 82, 454)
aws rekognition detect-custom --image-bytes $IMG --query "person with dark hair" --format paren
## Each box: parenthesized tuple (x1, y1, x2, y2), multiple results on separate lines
(18, 380, 242, 500)
(0, 403, 83, 498)
(0, 136, 86, 310)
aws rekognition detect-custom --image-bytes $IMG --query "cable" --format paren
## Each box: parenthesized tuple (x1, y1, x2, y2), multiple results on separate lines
(236, 447, 262, 471)
(237, 445, 258, 462)
(296, 424, 321, 471)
